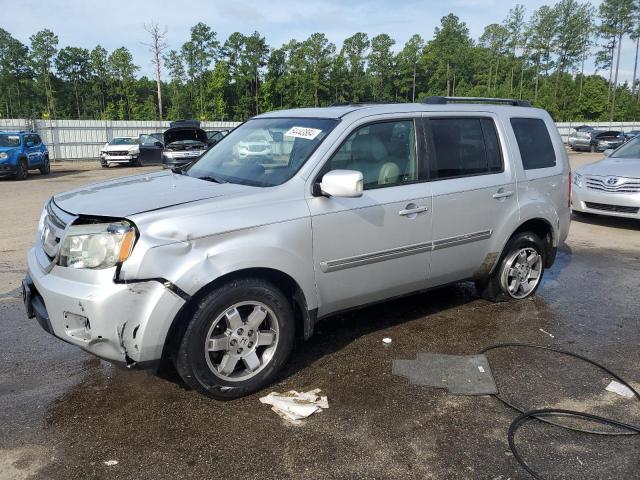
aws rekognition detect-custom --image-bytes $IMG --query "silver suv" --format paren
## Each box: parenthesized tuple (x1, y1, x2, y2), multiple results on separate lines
(23, 97, 570, 399)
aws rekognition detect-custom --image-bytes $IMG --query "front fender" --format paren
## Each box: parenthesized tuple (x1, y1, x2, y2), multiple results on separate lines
(131, 217, 318, 310)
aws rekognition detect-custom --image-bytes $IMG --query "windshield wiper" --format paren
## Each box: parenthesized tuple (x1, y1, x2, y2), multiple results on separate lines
(197, 175, 227, 184)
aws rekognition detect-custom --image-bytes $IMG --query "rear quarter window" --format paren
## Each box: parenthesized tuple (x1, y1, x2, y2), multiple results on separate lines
(510, 118, 556, 170)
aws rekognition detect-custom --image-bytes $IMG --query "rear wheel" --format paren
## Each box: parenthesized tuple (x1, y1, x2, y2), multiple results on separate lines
(476, 232, 545, 302)
(14, 158, 28, 180)
(39, 156, 50, 175)
(174, 277, 295, 400)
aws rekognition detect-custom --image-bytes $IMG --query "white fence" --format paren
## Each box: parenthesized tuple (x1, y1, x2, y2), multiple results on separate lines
(2, 118, 640, 160)
(0, 119, 240, 160)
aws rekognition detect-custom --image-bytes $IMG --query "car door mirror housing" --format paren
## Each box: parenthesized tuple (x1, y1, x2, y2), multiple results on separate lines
(318, 170, 364, 198)
(603, 149, 613, 157)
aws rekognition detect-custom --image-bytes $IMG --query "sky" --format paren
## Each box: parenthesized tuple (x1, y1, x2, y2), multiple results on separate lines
(4, 0, 637, 83)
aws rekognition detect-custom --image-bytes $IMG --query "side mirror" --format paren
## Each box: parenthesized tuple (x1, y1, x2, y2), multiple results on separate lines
(318, 170, 363, 198)
(603, 149, 613, 157)
(154, 141, 163, 148)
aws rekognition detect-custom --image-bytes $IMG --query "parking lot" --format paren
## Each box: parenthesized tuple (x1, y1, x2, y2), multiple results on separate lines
(0, 153, 639, 479)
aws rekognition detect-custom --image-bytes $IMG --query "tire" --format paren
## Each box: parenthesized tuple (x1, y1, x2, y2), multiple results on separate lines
(130, 156, 142, 167)
(175, 277, 295, 400)
(39, 156, 50, 175)
(14, 158, 28, 180)
(590, 144, 596, 153)
(101, 161, 108, 168)
(475, 232, 545, 302)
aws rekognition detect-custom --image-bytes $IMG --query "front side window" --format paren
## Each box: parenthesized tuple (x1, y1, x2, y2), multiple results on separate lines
(321, 119, 418, 189)
(510, 118, 556, 170)
(426, 117, 503, 180)
(188, 118, 338, 187)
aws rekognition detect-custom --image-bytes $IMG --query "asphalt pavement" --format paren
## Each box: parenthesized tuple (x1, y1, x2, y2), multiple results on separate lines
(1, 156, 639, 479)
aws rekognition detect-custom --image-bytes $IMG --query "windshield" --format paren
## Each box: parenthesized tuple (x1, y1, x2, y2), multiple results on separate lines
(187, 118, 338, 186)
(0, 134, 21, 147)
(109, 137, 138, 145)
(610, 137, 640, 159)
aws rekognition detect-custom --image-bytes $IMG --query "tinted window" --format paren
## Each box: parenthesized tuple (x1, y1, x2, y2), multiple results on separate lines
(426, 117, 503, 180)
(510, 118, 556, 170)
(322, 119, 418, 189)
(33, 134, 42, 145)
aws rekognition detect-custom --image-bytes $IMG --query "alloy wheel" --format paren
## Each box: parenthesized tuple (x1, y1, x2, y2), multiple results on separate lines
(501, 247, 543, 299)
(204, 301, 279, 381)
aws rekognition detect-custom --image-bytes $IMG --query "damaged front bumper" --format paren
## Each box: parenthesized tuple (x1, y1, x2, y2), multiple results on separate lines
(25, 247, 186, 367)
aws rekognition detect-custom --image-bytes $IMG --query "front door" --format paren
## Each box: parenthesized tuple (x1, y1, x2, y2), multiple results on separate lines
(139, 134, 163, 164)
(307, 117, 433, 316)
(422, 114, 519, 285)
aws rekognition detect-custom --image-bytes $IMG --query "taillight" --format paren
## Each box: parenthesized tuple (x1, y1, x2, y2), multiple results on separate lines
(568, 170, 572, 207)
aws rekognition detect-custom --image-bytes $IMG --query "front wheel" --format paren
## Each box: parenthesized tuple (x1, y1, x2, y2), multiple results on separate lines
(174, 277, 295, 400)
(476, 232, 545, 302)
(14, 158, 28, 180)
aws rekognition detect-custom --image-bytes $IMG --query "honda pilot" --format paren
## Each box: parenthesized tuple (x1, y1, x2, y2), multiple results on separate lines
(23, 97, 570, 399)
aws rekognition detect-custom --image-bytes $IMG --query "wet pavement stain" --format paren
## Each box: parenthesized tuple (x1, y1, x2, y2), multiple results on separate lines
(1, 243, 639, 479)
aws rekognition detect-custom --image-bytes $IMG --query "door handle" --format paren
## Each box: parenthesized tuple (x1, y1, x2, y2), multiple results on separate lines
(492, 190, 514, 199)
(399, 206, 429, 216)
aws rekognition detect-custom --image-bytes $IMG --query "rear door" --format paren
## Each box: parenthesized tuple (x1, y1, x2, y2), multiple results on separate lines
(422, 114, 519, 285)
(307, 116, 433, 316)
(138, 134, 163, 164)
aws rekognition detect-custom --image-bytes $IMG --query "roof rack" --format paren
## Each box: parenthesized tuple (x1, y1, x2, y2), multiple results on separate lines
(329, 101, 400, 107)
(421, 96, 531, 107)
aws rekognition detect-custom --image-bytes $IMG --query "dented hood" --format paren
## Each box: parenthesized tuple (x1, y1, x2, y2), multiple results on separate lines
(53, 171, 255, 217)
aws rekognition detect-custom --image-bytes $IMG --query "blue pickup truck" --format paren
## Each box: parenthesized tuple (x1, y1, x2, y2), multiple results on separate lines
(0, 131, 50, 180)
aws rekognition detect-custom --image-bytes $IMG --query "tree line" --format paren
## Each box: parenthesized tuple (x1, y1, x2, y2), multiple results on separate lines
(2, 0, 640, 123)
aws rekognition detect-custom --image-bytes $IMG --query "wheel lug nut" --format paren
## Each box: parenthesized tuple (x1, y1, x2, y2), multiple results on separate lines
(248, 342, 254, 348)
(230, 339, 237, 346)
(248, 330, 254, 336)
(237, 348, 243, 354)
(237, 328, 244, 335)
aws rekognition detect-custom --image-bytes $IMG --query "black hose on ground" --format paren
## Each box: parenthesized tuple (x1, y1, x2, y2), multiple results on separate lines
(480, 343, 640, 479)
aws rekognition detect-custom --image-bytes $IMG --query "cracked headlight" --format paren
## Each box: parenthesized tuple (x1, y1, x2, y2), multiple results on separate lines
(59, 221, 136, 269)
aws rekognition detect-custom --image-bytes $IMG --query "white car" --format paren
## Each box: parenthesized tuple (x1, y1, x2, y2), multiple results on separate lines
(234, 132, 273, 162)
(572, 139, 640, 218)
(100, 137, 141, 167)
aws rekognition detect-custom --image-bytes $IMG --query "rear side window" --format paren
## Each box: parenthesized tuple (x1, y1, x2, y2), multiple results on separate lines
(510, 118, 556, 170)
(426, 117, 503, 180)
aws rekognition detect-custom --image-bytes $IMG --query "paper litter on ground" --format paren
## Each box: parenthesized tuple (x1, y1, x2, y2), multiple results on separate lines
(259, 388, 329, 424)
(605, 380, 635, 399)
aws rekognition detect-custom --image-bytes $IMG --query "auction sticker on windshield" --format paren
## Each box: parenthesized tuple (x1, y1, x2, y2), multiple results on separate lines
(285, 126, 322, 140)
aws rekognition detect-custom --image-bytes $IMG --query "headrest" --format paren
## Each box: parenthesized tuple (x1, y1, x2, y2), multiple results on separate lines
(352, 134, 387, 163)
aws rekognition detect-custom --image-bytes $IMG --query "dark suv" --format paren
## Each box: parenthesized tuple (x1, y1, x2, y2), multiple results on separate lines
(0, 131, 50, 180)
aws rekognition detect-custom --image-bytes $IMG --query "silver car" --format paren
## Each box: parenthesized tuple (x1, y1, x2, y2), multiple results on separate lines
(572, 139, 640, 218)
(23, 97, 570, 399)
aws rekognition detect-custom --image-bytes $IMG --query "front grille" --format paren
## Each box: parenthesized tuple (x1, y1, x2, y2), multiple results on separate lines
(586, 176, 640, 193)
(248, 145, 264, 152)
(584, 202, 639, 214)
(107, 151, 129, 156)
(40, 200, 75, 262)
